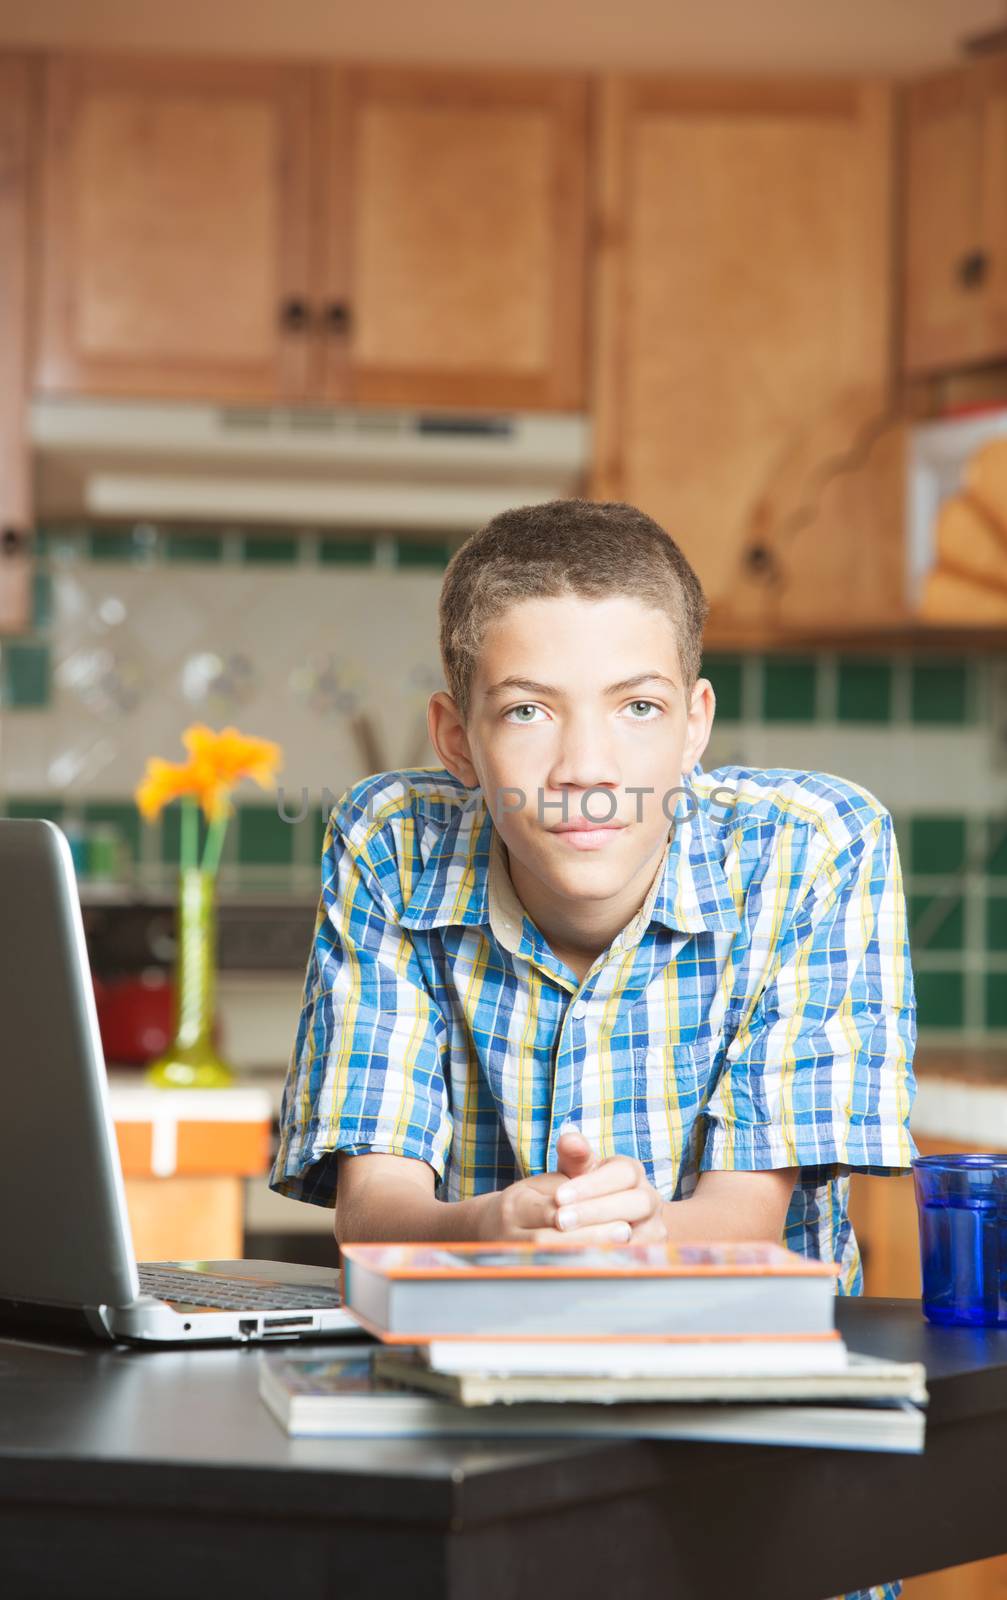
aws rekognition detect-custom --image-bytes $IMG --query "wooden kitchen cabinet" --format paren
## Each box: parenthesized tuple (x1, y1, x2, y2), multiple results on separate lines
(592, 76, 906, 636)
(320, 68, 588, 411)
(37, 54, 316, 402)
(904, 57, 1007, 377)
(35, 54, 589, 412)
(0, 54, 34, 634)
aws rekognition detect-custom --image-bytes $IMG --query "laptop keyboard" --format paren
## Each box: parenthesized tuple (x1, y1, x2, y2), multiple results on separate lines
(137, 1266, 340, 1311)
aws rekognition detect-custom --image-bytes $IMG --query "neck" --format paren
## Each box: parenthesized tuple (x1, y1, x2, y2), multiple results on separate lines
(502, 835, 669, 973)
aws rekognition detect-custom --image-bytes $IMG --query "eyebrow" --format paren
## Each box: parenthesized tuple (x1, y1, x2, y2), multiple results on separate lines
(484, 672, 679, 700)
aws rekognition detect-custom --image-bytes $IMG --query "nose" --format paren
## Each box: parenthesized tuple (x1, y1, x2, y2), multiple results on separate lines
(545, 716, 621, 813)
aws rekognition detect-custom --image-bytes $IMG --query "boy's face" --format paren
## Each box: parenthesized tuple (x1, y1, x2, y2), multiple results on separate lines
(428, 593, 715, 927)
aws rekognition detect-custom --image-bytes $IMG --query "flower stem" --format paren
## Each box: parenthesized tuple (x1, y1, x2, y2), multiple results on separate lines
(201, 803, 230, 877)
(180, 795, 199, 872)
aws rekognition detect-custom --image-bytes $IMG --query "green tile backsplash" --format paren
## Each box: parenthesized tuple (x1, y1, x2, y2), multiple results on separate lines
(237, 804, 295, 866)
(394, 538, 453, 569)
(702, 653, 743, 721)
(910, 659, 973, 725)
(985, 974, 1007, 1031)
(81, 801, 143, 865)
(908, 893, 964, 952)
(89, 528, 146, 563)
(914, 970, 966, 1030)
(762, 656, 817, 722)
(986, 821, 1007, 878)
(837, 658, 892, 724)
(320, 537, 376, 565)
(32, 572, 52, 630)
(241, 533, 298, 564)
(4, 796, 64, 823)
(986, 896, 1007, 953)
(164, 531, 223, 563)
(1, 642, 50, 708)
(908, 816, 967, 876)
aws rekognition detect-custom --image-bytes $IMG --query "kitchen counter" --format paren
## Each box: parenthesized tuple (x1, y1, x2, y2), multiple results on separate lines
(911, 1048, 1007, 1149)
(106, 1072, 274, 1259)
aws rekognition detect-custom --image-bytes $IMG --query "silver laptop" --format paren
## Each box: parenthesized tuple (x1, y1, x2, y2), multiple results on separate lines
(0, 817, 358, 1346)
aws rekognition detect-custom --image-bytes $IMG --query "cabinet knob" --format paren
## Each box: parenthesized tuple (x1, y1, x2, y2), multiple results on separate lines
(744, 543, 776, 579)
(324, 302, 352, 334)
(279, 297, 313, 331)
(1, 527, 28, 556)
(958, 251, 989, 290)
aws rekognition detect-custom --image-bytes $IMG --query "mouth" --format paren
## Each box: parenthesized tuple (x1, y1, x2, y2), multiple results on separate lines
(549, 822, 628, 850)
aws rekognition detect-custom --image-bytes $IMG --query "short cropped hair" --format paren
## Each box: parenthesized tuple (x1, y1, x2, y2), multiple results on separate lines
(438, 498, 709, 724)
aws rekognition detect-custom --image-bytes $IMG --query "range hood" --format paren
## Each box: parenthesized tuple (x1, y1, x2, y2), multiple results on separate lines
(30, 397, 592, 531)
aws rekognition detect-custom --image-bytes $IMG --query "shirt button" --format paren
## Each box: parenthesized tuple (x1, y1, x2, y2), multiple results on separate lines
(571, 1000, 587, 1019)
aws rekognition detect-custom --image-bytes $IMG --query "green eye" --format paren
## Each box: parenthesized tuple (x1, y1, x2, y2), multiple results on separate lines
(507, 704, 540, 723)
(627, 700, 660, 718)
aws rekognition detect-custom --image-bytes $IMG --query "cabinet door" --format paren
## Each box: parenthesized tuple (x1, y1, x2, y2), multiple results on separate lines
(593, 78, 898, 635)
(319, 68, 588, 410)
(0, 55, 33, 634)
(903, 64, 990, 375)
(36, 55, 314, 402)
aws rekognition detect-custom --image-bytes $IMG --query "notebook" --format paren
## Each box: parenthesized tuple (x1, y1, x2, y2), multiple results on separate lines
(339, 1239, 842, 1342)
(0, 817, 356, 1346)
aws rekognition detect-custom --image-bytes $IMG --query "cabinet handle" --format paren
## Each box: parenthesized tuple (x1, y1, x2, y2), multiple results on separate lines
(324, 302, 352, 334)
(279, 297, 313, 331)
(744, 543, 776, 579)
(958, 251, 989, 290)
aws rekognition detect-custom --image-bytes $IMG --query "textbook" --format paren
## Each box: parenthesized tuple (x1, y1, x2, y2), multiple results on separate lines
(373, 1344, 930, 1408)
(339, 1239, 841, 1342)
(257, 1345, 926, 1454)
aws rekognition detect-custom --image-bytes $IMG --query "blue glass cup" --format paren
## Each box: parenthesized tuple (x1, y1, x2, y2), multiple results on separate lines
(912, 1154, 1007, 1326)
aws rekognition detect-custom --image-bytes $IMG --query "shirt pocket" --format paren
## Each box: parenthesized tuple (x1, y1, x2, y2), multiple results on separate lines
(633, 1037, 717, 1197)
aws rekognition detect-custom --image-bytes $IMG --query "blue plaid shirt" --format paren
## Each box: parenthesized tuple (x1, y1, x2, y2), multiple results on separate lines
(270, 759, 918, 1307)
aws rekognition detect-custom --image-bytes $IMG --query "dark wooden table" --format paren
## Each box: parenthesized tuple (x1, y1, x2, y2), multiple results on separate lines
(2, 1298, 1007, 1600)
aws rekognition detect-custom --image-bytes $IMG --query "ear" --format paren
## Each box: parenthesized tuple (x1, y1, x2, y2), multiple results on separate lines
(682, 677, 715, 772)
(427, 690, 478, 786)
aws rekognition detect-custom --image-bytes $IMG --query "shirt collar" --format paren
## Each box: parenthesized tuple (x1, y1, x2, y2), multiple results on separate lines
(398, 778, 740, 940)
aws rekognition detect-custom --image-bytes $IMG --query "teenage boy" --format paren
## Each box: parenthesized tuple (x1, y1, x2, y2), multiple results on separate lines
(270, 498, 917, 1306)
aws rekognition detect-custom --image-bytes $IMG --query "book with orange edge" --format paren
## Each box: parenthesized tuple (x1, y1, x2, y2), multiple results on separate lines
(339, 1238, 843, 1345)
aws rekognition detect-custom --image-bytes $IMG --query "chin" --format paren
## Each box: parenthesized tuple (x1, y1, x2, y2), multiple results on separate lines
(548, 858, 625, 892)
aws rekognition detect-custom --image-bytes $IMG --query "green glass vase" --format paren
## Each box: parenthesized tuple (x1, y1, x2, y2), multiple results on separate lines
(145, 866, 234, 1089)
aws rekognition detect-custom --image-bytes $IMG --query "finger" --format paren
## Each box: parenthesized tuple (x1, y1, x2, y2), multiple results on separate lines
(555, 1187, 656, 1232)
(555, 1155, 643, 1206)
(528, 1220, 632, 1248)
(554, 1126, 600, 1181)
(514, 1183, 561, 1232)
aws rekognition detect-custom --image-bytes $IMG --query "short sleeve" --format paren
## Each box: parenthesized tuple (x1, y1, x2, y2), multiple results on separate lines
(700, 809, 918, 1182)
(268, 809, 453, 1208)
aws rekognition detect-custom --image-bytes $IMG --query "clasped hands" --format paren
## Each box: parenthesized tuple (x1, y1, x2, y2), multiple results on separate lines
(479, 1126, 668, 1245)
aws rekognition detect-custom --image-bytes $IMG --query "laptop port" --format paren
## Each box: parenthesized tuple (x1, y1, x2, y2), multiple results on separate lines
(238, 1319, 258, 1337)
(263, 1315, 313, 1329)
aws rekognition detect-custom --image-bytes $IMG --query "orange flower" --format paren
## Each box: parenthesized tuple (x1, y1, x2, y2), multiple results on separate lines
(182, 724, 283, 794)
(135, 725, 283, 824)
(135, 757, 203, 822)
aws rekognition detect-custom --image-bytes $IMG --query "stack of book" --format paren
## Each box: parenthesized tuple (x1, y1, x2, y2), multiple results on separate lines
(258, 1240, 928, 1453)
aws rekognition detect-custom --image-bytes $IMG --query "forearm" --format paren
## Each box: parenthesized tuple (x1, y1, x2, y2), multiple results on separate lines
(658, 1176, 795, 1244)
(334, 1172, 493, 1246)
